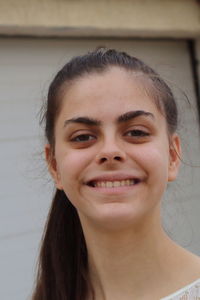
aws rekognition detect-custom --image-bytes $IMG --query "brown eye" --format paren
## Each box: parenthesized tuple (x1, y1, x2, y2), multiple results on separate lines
(126, 130, 150, 137)
(71, 134, 96, 142)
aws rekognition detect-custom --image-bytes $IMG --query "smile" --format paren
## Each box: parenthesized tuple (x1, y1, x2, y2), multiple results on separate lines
(87, 178, 141, 188)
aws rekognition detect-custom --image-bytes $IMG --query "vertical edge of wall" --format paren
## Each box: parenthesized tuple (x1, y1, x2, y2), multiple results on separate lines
(195, 40, 200, 97)
(194, 40, 200, 122)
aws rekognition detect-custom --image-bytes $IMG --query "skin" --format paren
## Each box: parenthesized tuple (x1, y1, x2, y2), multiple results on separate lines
(46, 67, 200, 300)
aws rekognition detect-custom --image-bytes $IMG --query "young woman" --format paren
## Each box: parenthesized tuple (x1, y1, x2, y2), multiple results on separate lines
(32, 49, 200, 300)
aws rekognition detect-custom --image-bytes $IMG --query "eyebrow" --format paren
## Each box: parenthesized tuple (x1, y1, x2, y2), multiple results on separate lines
(117, 110, 155, 123)
(64, 117, 101, 127)
(63, 110, 155, 128)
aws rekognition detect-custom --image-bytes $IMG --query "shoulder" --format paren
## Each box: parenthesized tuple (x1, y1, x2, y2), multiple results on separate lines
(161, 278, 200, 300)
(161, 243, 200, 299)
(176, 248, 200, 282)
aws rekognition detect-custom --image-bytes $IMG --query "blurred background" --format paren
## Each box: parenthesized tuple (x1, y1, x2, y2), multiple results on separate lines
(0, 0, 200, 299)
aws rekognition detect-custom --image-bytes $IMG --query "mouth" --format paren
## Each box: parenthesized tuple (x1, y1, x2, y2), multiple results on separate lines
(86, 178, 141, 188)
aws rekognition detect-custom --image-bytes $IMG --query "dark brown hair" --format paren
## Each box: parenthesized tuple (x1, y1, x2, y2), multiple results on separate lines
(32, 48, 178, 300)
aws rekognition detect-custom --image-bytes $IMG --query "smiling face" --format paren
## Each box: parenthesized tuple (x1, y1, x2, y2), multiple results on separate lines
(46, 67, 181, 230)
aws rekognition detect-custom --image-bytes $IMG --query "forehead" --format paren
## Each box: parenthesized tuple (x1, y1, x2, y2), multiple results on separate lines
(60, 67, 162, 119)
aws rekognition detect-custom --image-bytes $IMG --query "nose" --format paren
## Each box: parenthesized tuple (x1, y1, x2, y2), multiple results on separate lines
(95, 138, 126, 165)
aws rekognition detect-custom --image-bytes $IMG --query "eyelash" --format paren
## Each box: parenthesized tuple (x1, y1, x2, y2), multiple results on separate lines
(70, 134, 96, 142)
(125, 129, 150, 137)
(70, 129, 150, 144)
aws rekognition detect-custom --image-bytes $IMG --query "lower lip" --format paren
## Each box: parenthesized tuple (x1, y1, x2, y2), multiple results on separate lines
(86, 183, 141, 195)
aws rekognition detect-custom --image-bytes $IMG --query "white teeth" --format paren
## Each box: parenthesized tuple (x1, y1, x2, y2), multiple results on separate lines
(97, 181, 106, 188)
(106, 181, 113, 188)
(113, 181, 120, 187)
(92, 179, 137, 188)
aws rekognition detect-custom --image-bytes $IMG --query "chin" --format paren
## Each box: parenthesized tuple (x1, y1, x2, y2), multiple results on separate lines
(90, 203, 146, 231)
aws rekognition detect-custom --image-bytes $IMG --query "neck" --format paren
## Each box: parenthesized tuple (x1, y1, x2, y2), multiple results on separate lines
(80, 211, 178, 300)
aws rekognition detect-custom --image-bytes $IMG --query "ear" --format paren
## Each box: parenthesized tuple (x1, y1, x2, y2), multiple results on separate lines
(168, 134, 181, 182)
(45, 144, 63, 190)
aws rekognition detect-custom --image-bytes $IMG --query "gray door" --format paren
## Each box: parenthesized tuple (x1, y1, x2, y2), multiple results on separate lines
(0, 38, 199, 300)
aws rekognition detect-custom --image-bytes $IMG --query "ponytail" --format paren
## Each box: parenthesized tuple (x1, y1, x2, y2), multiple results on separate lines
(32, 189, 91, 300)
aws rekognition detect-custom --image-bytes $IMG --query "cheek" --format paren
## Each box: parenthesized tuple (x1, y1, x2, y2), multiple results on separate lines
(56, 148, 95, 184)
(146, 147, 170, 187)
(134, 143, 170, 179)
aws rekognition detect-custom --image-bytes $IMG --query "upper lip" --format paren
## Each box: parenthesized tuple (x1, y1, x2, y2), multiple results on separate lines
(84, 172, 145, 185)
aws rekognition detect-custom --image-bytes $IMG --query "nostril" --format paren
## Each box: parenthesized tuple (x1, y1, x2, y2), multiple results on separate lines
(100, 157, 107, 163)
(114, 156, 121, 161)
(99, 155, 122, 163)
